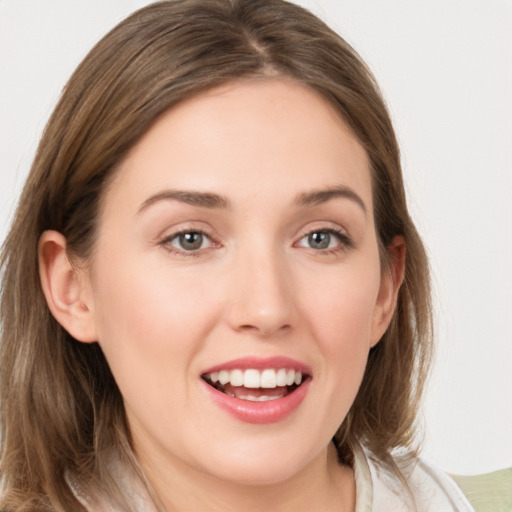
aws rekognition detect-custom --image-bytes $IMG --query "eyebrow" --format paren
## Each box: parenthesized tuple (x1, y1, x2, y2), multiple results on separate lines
(137, 189, 231, 214)
(137, 185, 367, 215)
(295, 185, 367, 215)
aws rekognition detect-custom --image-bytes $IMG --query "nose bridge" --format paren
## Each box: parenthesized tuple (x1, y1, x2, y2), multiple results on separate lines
(227, 236, 295, 336)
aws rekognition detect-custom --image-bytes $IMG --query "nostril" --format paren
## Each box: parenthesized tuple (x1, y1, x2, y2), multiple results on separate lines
(236, 322, 292, 336)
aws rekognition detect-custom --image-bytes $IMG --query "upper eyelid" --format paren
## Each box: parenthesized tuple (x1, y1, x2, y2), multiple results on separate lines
(300, 225, 346, 235)
(296, 223, 350, 240)
(162, 227, 211, 239)
(159, 222, 216, 241)
(298, 228, 346, 240)
(162, 229, 217, 248)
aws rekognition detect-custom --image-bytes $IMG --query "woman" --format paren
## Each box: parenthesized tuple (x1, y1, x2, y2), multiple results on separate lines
(0, 1, 504, 510)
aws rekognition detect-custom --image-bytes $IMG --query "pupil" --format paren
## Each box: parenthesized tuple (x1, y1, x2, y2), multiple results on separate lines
(309, 232, 330, 249)
(179, 232, 203, 250)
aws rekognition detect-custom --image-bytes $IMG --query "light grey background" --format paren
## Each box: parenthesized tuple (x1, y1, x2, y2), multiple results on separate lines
(1, 0, 511, 475)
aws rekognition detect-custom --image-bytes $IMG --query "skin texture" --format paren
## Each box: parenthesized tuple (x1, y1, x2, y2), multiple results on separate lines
(39, 79, 403, 511)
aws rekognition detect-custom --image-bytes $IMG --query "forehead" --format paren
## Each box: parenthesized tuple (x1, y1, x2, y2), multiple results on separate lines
(104, 79, 372, 215)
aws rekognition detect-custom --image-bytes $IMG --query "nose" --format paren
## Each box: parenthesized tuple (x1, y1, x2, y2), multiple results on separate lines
(226, 248, 296, 337)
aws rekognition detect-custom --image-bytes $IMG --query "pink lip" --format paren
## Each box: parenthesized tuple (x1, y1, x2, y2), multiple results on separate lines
(201, 356, 312, 374)
(201, 378, 311, 424)
(200, 356, 312, 424)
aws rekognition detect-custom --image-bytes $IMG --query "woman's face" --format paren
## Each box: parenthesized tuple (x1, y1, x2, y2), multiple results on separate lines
(83, 80, 394, 486)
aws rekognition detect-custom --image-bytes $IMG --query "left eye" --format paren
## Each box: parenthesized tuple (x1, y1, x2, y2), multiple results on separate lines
(167, 231, 211, 251)
(297, 230, 345, 250)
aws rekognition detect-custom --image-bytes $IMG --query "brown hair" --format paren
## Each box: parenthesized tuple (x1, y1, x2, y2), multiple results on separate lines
(0, 0, 432, 509)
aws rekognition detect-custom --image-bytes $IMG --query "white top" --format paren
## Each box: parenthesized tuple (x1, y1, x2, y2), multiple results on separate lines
(353, 444, 475, 512)
(69, 444, 476, 511)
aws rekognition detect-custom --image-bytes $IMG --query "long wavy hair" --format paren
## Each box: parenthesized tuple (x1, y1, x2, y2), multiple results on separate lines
(0, 0, 432, 509)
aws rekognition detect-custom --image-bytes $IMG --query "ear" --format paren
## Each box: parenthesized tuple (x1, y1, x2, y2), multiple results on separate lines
(38, 230, 98, 343)
(370, 236, 406, 347)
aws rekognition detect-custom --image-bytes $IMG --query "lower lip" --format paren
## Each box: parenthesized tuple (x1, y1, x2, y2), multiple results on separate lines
(201, 379, 311, 424)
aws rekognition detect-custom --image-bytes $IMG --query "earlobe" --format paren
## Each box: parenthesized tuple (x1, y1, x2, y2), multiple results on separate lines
(38, 230, 98, 343)
(370, 236, 406, 347)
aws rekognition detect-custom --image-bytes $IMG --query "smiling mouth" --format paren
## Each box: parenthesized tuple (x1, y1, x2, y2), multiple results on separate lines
(202, 368, 308, 402)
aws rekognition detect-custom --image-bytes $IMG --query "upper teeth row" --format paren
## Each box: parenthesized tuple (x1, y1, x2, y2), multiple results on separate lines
(206, 369, 302, 389)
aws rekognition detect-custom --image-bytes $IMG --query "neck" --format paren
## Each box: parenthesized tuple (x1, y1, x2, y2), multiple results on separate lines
(138, 443, 355, 512)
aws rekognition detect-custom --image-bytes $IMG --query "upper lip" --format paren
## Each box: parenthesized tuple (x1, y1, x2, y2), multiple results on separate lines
(201, 356, 312, 376)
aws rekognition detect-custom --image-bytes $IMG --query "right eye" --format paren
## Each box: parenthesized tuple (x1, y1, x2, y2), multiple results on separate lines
(163, 230, 213, 253)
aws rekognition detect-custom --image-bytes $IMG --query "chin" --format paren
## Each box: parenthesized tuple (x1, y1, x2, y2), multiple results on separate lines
(207, 459, 305, 487)
(193, 434, 323, 487)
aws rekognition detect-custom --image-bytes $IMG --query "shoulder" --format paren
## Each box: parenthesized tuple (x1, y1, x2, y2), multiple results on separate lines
(353, 444, 510, 512)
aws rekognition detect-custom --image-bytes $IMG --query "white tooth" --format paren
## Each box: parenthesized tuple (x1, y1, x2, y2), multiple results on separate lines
(286, 369, 295, 386)
(241, 395, 259, 402)
(276, 368, 287, 387)
(244, 369, 260, 388)
(230, 369, 244, 387)
(239, 394, 283, 402)
(218, 370, 230, 385)
(260, 369, 277, 388)
(210, 372, 219, 383)
(294, 371, 302, 385)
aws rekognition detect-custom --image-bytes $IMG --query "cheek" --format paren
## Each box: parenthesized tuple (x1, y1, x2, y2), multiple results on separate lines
(89, 254, 220, 401)
(310, 289, 376, 391)
(93, 251, 214, 338)
(300, 255, 381, 391)
(300, 259, 381, 353)
(290, 257, 381, 440)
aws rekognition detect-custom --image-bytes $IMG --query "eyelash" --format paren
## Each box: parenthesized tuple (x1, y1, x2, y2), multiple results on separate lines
(160, 227, 352, 256)
(160, 229, 217, 257)
(295, 228, 353, 255)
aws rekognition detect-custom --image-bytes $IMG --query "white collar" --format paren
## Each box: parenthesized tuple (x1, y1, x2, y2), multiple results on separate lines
(352, 443, 475, 512)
